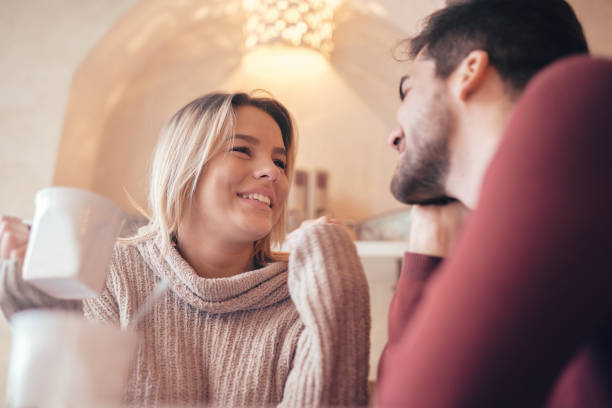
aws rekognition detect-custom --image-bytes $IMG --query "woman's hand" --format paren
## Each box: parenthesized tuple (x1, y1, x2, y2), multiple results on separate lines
(297, 216, 338, 229)
(0, 215, 30, 260)
(297, 216, 356, 240)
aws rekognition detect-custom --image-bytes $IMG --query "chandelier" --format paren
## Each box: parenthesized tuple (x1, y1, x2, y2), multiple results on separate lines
(242, 0, 337, 56)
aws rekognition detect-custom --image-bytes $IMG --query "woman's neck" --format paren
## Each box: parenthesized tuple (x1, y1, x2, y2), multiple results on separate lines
(175, 231, 255, 279)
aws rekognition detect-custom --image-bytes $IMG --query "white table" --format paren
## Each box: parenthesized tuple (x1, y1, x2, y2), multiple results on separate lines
(355, 241, 408, 381)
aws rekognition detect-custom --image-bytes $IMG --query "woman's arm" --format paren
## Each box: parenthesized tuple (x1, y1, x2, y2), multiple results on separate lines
(0, 258, 82, 319)
(0, 217, 81, 319)
(0, 213, 121, 325)
(280, 222, 371, 407)
(82, 244, 129, 326)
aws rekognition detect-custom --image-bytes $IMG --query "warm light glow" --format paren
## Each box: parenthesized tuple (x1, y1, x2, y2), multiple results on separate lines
(242, 0, 338, 56)
(241, 46, 330, 79)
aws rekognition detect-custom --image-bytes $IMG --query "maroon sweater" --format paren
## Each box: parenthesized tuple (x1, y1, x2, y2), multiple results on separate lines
(378, 56, 612, 407)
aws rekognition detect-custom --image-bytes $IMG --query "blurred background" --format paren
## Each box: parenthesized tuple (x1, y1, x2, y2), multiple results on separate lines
(1, 0, 611, 399)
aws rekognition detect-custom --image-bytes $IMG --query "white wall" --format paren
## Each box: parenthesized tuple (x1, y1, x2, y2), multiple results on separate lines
(0, 0, 138, 396)
(0, 0, 139, 218)
(376, 0, 612, 57)
(571, 0, 612, 57)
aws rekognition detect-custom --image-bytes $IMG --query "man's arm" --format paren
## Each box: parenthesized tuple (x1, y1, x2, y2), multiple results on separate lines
(388, 202, 470, 344)
(378, 56, 612, 407)
(378, 202, 469, 380)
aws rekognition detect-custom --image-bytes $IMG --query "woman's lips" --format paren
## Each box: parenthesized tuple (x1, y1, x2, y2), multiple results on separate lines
(237, 193, 272, 211)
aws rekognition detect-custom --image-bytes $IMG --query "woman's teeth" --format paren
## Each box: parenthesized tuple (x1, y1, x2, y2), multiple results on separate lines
(238, 193, 271, 207)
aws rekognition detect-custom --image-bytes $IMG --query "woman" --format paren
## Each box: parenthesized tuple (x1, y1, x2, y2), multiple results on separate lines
(0, 92, 371, 407)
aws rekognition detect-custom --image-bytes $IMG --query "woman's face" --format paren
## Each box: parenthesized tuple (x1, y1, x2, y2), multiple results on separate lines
(187, 105, 290, 244)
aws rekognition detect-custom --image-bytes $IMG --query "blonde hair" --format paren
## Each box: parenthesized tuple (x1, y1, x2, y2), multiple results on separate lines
(125, 91, 296, 266)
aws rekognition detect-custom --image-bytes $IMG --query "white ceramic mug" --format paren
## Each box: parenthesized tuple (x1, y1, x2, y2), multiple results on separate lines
(5, 310, 140, 408)
(22, 187, 125, 299)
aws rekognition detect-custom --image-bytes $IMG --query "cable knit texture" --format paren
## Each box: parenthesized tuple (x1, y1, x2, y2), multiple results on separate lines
(0, 223, 370, 407)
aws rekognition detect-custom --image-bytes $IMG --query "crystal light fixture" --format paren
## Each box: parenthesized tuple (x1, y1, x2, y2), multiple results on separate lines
(242, 0, 337, 56)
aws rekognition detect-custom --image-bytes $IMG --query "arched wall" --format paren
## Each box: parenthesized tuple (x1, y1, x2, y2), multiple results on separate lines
(50, 0, 612, 222)
(52, 0, 411, 223)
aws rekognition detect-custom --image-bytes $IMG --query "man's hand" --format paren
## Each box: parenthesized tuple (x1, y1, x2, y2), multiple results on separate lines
(0, 215, 30, 260)
(408, 201, 471, 257)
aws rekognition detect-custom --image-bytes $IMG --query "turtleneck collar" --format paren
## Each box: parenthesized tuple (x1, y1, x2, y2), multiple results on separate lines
(136, 235, 290, 314)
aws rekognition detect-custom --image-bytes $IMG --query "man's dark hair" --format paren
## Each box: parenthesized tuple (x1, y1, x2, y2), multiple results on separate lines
(402, 0, 589, 90)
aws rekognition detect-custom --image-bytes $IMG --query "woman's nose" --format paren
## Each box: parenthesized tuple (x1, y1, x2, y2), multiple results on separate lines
(253, 159, 280, 182)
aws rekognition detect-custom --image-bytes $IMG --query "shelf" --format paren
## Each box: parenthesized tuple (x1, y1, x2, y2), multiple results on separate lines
(355, 241, 408, 258)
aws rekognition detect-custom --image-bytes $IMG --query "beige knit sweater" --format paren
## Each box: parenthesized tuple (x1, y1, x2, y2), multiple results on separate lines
(0, 223, 371, 407)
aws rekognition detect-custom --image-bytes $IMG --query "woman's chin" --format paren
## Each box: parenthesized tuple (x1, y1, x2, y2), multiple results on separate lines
(241, 224, 273, 242)
(230, 213, 277, 243)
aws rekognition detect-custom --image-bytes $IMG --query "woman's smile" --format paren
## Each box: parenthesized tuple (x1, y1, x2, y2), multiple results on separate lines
(237, 192, 273, 210)
(236, 188, 275, 208)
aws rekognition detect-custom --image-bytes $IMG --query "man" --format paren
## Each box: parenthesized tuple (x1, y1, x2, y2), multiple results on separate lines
(378, 1, 612, 407)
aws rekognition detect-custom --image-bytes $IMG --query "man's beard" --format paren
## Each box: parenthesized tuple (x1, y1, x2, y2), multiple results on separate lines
(390, 90, 455, 205)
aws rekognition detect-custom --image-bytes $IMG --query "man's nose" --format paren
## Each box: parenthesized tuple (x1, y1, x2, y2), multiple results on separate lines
(388, 128, 403, 151)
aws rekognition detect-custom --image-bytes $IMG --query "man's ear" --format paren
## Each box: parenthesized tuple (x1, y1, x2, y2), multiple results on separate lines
(451, 50, 490, 101)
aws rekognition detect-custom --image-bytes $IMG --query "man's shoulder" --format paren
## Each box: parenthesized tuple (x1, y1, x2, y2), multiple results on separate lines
(527, 55, 612, 102)
(541, 55, 612, 79)
(506, 54, 612, 151)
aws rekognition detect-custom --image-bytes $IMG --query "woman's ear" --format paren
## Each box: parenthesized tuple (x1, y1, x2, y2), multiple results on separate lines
(451, 50, 490, 101)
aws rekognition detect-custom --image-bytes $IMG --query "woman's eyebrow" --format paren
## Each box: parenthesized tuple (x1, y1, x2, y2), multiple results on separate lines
(234, 134, 258, 144)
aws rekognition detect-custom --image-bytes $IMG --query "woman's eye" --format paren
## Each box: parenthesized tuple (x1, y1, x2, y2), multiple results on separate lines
(274, 159, 287, 170)
(231, 146, 251, 156)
